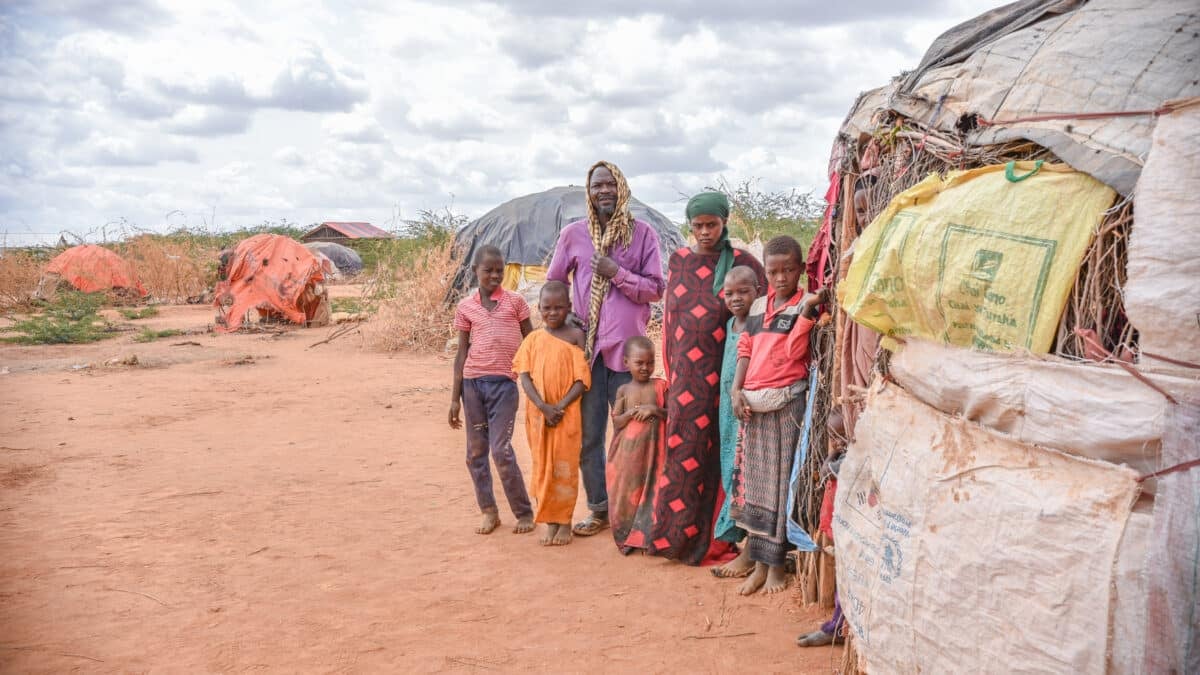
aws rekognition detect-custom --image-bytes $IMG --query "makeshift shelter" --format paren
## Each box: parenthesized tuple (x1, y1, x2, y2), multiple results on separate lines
(300, 221, 392, 244)
(790, 1, 1199, 672)
(38, 244, 147, 299)
(304, 241, 363, 276)
(214, 234, 329, 332)
(450, 186, 685, 295)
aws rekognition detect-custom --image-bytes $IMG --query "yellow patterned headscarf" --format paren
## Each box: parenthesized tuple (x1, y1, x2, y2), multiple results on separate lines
(584, 160, 634, 360)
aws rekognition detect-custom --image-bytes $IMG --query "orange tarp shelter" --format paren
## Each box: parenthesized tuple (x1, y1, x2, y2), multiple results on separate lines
(214, 234, 327, 332)
(44, 245, 147, 296)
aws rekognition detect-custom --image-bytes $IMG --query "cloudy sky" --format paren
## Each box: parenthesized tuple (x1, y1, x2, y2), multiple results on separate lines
(0, 0, 1004, 245)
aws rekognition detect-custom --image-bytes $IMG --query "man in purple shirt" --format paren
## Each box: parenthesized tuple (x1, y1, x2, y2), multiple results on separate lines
(547, 161, 664, 537)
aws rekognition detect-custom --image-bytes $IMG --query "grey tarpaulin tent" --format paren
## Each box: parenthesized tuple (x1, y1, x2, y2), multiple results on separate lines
(304, 241, 363, 276)
(450, 185, 685, 293)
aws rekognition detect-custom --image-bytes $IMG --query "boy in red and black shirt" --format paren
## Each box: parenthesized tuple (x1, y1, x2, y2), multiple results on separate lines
(730, 235, 827, 597)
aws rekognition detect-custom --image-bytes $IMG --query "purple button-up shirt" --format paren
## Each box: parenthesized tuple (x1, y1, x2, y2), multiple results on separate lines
(546, 218, 664, 371)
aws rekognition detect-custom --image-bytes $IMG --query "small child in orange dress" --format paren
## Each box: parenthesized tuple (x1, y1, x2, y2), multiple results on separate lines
(513, 281, 591, 546)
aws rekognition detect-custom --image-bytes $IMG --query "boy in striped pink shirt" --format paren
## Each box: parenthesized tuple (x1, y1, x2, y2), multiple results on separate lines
(449, 246, 535, 535)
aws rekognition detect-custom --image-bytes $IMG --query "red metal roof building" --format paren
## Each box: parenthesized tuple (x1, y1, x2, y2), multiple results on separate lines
(301, 221, 393, 243)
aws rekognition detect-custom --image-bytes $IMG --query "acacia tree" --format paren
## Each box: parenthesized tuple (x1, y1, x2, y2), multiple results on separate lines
(705, 177, 824, 249)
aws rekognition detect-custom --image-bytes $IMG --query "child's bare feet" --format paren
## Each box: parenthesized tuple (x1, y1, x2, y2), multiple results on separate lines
(762, 564, 790, 594)
(550, 523, 572, 546)
(711, 546, 755, 578)
(513, 515, 534, 534)
(476, 509, 500, 535)
(540, 524, 558, 546)
(738, 562, 768, 595)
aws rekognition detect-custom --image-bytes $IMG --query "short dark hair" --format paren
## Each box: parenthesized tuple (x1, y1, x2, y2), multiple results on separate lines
(540, 279, 570, 302)
(854, 173, 878, 193)
(724, 265, 758, 288)
(623, 335, 654, 357)
(764, 235, 804, 264)
(473, 245, 503, 266)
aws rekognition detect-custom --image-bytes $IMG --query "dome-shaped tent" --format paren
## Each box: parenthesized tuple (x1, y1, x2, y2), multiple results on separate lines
(39, 245, 147, 298)
(451, 186, 685, 293)
(214, 234, 329, 332)
(304, 241, 363, 276)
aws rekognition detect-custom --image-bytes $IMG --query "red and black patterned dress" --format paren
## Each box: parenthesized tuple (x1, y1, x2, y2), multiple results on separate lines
(650, 246, 766, 565)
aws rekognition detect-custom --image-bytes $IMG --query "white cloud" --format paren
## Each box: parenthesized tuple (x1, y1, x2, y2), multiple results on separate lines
(0, 0, 1008, 240)
(166, 106, 253, 137)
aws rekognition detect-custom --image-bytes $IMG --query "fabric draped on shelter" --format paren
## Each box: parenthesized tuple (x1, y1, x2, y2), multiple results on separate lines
(512, 330, 592, 524)
(44, 245, 147, 296)
(606, 378, 670, 551)
(654, 246, 765, 565)
(214, 234, 326, 333)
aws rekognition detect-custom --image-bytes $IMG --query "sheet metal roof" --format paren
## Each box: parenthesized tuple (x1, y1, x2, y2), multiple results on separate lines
(304, 222, 393, 239)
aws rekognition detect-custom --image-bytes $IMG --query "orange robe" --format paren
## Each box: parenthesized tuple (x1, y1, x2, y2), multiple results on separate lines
(513, 330, 591, 524)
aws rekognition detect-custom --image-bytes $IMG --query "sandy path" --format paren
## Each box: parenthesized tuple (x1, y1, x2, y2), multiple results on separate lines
(0, 306, 836, 673)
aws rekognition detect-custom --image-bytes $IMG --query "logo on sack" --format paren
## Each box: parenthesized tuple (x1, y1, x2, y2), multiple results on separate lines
(970, 249, 1003, 282)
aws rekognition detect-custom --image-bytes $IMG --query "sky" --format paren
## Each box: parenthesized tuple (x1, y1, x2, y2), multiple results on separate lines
(0, 0, 1006, 245)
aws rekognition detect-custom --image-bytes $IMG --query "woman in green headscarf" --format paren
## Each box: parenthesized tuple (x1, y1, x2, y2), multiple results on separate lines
(615, 191, 765, 565)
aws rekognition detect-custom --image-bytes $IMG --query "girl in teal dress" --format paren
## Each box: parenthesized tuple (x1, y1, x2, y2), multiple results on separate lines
(711, 265, 760, 578)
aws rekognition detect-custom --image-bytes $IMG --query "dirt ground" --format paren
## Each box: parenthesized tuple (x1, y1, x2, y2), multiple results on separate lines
(0, 298, 838, 673)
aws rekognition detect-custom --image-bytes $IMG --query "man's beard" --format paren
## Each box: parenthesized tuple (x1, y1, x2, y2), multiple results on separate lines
(596, 202, 615, 217)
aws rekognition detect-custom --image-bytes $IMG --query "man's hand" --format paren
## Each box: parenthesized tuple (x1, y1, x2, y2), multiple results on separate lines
(591, 253, 619, 280)
(448, 401, 462, 429)
(566, 312, 585, 330)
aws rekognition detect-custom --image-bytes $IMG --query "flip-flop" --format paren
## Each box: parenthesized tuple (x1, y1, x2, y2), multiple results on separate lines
(572, 515, 609, 537)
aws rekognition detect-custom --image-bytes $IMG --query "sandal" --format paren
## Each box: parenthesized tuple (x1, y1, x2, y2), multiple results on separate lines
(572, 513, 609, 537)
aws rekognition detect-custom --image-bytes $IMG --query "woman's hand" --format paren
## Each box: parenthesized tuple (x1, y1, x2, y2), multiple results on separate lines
(448, 401, 462, 429)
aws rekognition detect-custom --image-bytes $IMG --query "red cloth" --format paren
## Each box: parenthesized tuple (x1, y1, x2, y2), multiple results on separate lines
(45, 245, 147, 296)
(806, 173, 840, 292)
(819, 478, 838, 541)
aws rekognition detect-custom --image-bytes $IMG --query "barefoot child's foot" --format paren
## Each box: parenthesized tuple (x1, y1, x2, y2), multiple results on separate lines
(476, 509, 500, 535)
(711, 546, 755, 578)
(513, 515, 534, 534)
(738, 562, 768, 596)
(762, 564, 790, 594)
(540, 524, 558, 546)
(550, 523, 573, 546)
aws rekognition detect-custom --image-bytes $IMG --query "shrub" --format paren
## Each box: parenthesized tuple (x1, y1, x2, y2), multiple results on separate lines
(119, 306, 160, 320)
(363, 238, 457, 352)
(5, 291, 113, 344)
(132, 328, 183, 343)
(0, 249, 46, 311)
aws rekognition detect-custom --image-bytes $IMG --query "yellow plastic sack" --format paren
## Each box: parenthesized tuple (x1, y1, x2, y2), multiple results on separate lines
(501, 263, 547, 290)
(839, 162, 1115, 353)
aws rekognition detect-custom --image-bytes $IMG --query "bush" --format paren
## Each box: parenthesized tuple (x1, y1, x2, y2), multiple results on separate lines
(133, 328, 183, 343)
(119, 306, 160, 320)
(706, 177, 824, 255)
(0, 249, 47, 311)
(363, 228, 457, 352)
(5, 291, 114, 344)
